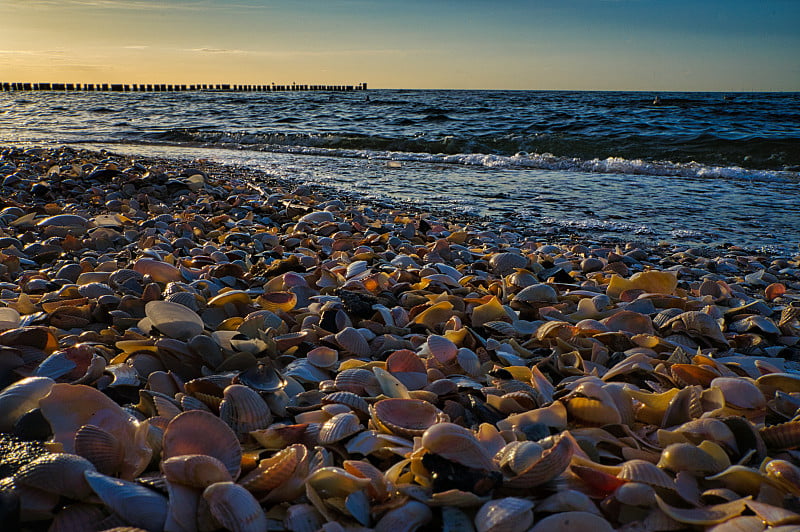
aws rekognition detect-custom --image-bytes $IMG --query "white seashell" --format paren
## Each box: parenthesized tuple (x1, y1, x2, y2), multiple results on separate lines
(219, 384, 273, 441)
(0, 376, 55, 432)
(143, 300, 205, 340)
(475, 497, 534, 532)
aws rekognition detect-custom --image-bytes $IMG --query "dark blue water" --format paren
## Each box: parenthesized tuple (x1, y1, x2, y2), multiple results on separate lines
(2, 89, 800, 252)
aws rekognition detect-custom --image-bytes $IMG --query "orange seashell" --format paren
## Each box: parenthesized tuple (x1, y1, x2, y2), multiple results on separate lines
(133, 258, 182, 283)
(765, 283, 787, 301)
(372, 398, 448, 439)
(257, 291, 297, 313)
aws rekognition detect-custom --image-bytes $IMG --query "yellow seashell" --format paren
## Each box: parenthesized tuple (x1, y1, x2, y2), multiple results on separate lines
(606, 270, 678, 299)
(411, 301, 455, 330)
(471, 296, 508, 328)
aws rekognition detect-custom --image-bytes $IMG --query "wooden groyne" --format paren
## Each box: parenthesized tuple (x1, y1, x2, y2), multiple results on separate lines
(0, 82, 367, 92)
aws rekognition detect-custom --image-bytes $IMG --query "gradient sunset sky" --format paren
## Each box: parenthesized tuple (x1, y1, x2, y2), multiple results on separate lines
(2, 0, 798, 91)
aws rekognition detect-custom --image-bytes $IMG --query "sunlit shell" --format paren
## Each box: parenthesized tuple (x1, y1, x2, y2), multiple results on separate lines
(496, 441, 544, 475)
(203, 481, 267, 532)
(162, 410, 242, 480)
(710, 377, 766, 411)
(602, 310, 655, 335)
(39, 383, 151, 480)
(618, 459, 674, 489)
(133, 257, 182, 283)
(421, 422, 497, 472)
(165, 290, 200, 311)
(475, 497, 534, 532)
(219, 384, 273, 441)
(143, 300, 204, 340)
(657, 442, 727, 476)
(306, 466, 371, 499)
(322, 391, 370, 416)
(15, 453, 96, 500)
(0, 376, 55, 432)
(606, 270, 677, 299)
(489, 252, 529, 275)
(239, 444, 305, 493)
(655, 495, 747, 526)
(84, 471, 169, 532)
(472, 296, 509, 328)
(765, 459, 800, 496)
(426, 334, 458, 364)
(319, 412, 364, 444)
(372, 398, 447, 439)
(761, 421, 800, 450)
(335, 368, 382, 396)
(258, 291, 297, 313)
(503, 434, 573, 488)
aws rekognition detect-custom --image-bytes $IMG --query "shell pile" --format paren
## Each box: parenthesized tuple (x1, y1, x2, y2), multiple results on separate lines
(1, 145, 800, 531)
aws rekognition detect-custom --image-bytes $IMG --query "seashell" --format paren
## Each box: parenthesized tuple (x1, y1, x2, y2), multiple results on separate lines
(386, 349, 427, 390)
(142, 300, 204, 340)
(334, 327, 371, 356)
(15, 453, 96, 500)
(284, 503, 325, 532)
(239, 444, 306, 493)
(0, 376, 55, 432)
(47, 502, 106, 532)
(133, 258, 182, 283)
(410, 300, 455, 329)
(162, 410, 242, 480)
(374, 500, 433, 532)
(372, 398, 447, 439)
(655, 495, 747, 526)
(0, 306, 21, 330)
(203, 481, 267, 532)
(307, 466, 371, 499)
(307, 346, 339, 369)
(474, 497, 534, 532)
(496, 441, 544, 475)
(602, 310, 655, 335)
(535, 489, 602, 516)
(421, 422, 497, 472)
(489, 252, 528, 275)
(705, 515, 765, 532)
(335, 368, 381, 396)
(74, 424, 125, 476)
(760, 421, 800, 450)
(39, 383, 151, 480)
(165, 291, 200, 311)
(665, 311, 728, 347)
(257, 291, 297, 313)
(606, 270, 677, 299)
(373, 366, 411, 399)
(503, 433, 573, 488)
(765, 459, 800, 496)
(471, 297, 509, 328)
(618, 459, 674, 490)
(730, 315, 781, 335)
(219, 384, 273, 441)
(162, 454, 232, 488)
(744, 499, 800, 526)
(318, 412, 364, 444)
(322, 391, 370, 416)
(657, 442, 728, 476)
(530, 512, 615, 532)
(710, 377, 766, 411)
(84, 471, 169, 532)
(425, 334, 458, 364)
(512, 283, 558, 304)
(343, 459, 389, 501)
(236, 362, 286, 393)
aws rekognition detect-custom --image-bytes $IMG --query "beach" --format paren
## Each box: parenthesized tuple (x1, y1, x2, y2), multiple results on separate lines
(1, 144, 800, 530)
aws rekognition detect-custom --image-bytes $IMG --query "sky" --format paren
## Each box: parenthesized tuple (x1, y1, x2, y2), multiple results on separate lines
(0, 0, 798, 91)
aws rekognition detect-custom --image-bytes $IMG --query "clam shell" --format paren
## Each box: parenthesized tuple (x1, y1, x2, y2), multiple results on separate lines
(503, 433, 573, 488)
(421, 422, 497, 472)
(84, 470, 168, 532)
(334, 327, 371, 356)
(655, 495, 747, 526)
(143, 300, 204, 340)
(618, 459, 674, 489)
(372, 398, 447, 439)
(475, 497, 534, 532)
(239, 443, 306, 493)
(161, 454, 232, 488)
(307, 346, 339, 369)
(133, 258, 182, 283)
(318, 412, 363, 444)
(203, 481, 267, 532)
(219, 384, 273, 441)
(512, 283, 557, 303)
(162, 410, 242, 480)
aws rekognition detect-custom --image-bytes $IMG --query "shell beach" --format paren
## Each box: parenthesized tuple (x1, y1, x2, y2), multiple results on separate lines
(1, 145, 800, 532)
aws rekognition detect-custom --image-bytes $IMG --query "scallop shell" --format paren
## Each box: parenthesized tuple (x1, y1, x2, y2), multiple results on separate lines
(319, 412, 363, 444)
(475, 497, 533, 532)
(372, 398, 448, 439)
(503, 433, 573, 488)
(74, 424, 125, 476)
(335, 368, 381, 396)
(165, 291, 200, 311)
(618, 459, 674, 489)
(529, 511, 615, 532)
(219, 384, 273, 441)
(334, 327, 371, 357)
(238, 443, 306, 493)
(203, 481, 267, 532)
(307, 346, 339, 369)
(322, 391, 370, 416)
(162, 410, 242, 480)
(426, 334, 458, 364)
(0, 376, 55, 432)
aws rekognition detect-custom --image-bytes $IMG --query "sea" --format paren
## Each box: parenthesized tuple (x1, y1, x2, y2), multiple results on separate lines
(2, 89, 799, 254)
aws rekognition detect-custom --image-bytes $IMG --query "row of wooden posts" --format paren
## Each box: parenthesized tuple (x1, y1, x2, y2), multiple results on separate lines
(1, 82, 368, 92)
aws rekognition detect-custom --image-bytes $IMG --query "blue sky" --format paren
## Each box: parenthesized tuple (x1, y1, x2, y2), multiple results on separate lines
(1, 0, 798, 90)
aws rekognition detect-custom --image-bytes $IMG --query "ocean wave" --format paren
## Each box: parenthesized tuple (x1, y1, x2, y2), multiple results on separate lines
(142, 128, 800, 182)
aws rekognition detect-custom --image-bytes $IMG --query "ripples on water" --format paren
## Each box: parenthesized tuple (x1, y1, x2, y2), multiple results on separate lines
(2, 89, 799, 253)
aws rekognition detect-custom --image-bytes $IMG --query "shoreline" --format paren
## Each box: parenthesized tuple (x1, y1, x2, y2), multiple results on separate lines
(1, 144, 800, 530)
